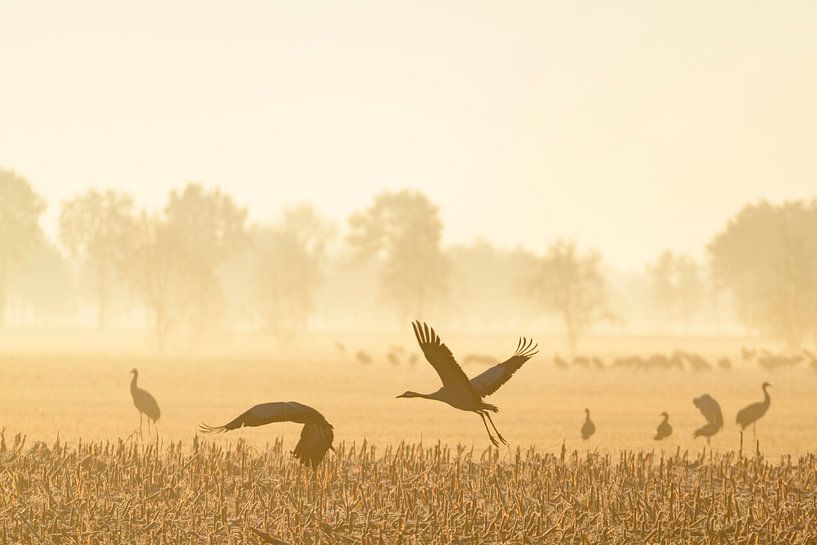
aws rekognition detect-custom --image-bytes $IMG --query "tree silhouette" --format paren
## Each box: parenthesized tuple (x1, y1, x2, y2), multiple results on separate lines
(647, 251, 705, 330)
(709, 200, 817, 349)
(251, 205, 334, 343)
(163, 183, 248, 340)
(347, 190, 448, 321)
(59, 189, 136, 327)
(128, 184, 248, 348)
(0, 168, 46, 324)
(523, 239, 611, 356)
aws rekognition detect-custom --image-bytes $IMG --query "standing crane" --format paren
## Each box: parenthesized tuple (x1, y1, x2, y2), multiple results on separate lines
(692, 394, 722, 444)
(654, 412, 672, 440)
(398, 321, 538, 447)
(581, 408, 595, 440)
(736, 382, 772, 441)
(130, 369, 161, 437)
(200, 401, 334, 468)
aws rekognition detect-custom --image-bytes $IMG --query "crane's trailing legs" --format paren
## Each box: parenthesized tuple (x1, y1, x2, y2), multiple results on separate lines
(478, 412, 500, 447)
(484, 412, 506, 445)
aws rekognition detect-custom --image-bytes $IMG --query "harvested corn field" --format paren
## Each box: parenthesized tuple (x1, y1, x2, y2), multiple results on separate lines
(1, 435, 815, 544)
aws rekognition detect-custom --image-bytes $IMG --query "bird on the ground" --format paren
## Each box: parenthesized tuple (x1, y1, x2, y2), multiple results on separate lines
(581, 408, 595, 440)
(130, 369, 161, 437)
(398, 321, 537, 447)
(654, 412, 672, 440)
(199, 401, 334, 468)
(736, 382, 772, 440)
(693, 394, 723, 444)
(591, 357, 605, 370)
(355, 350, 372, 365)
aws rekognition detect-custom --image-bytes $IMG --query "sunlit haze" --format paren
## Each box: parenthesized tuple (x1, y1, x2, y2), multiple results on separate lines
(3, 1, 816, 269)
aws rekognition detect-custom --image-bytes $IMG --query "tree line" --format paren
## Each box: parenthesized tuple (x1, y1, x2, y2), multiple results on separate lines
(1, 166, 816, 352)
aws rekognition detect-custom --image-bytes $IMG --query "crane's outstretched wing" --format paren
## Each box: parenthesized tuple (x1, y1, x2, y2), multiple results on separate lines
(412, 321, 477, 399)
(199, 401, 334, 467)
(199, 401, 326, 432)
(469, 337, 538, 398)
(693, 394, 723, 427)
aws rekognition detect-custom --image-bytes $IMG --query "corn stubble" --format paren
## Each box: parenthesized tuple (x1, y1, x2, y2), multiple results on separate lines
(0, 433, 815, 544)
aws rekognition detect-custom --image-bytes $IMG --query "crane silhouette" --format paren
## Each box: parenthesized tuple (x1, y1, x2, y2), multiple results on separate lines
(398, 321, 538, 447)
(692, 394, 722, 443)
(199, 401, 334, 468)
(654, 412, 672, 440)
(130, 369, 160, 437)
(581, 408, 595, 440)
(736, 382, 772, 441)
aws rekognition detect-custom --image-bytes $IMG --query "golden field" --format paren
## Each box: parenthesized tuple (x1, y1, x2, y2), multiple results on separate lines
(0, 332, 814, 457)
(1, 437, 816, 544)
(1, 333, 817, 543)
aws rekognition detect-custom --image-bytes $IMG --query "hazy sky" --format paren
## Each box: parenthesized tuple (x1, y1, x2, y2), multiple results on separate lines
(2, 1, 816, 270)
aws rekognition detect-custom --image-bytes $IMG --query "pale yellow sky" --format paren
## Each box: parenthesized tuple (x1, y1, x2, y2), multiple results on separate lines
(1, 1, 816, 269)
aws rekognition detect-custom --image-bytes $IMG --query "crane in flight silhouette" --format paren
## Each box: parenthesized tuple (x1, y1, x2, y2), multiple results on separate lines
(199, 401, 334, 468)
(130, 369, 160, 437)
(398, 321, 537, 447)
(736, 382, 772, 441)
(581, 408, 595, 440)
(654, 412, 672, 440)
(692, 394, 723, 444)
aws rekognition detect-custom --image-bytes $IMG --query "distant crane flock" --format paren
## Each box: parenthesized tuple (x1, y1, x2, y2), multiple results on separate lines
(126, 321, 776, 468)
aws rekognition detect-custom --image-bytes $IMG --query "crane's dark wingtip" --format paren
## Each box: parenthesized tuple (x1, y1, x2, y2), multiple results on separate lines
(198, 423, 226, 434)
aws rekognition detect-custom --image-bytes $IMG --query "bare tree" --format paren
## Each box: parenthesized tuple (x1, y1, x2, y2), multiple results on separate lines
(163, 183, 248, 340)
(523, 239, 612, 356)
(127, 183, 248, 349)
(0, 168, 46, 324)
(252, 205, 334, 342)
(59, 189, 136, 327)
(347, 190, 448, 321)
(647, 251, 705, 330)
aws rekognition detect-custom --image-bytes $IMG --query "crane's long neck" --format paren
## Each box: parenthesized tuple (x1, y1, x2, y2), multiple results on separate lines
(762, 385, 771, 407)
(130, 374, 138, 393)
(661, 414, 669, 424)
(404, 391, 436, 400)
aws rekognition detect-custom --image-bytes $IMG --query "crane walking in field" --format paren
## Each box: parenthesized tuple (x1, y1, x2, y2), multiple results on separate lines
(581, 408, 595, 440)
(693, 394, 723, 444)
(736, 382, 772, 441)
(130, 369, 161, 437)
(398, 321, 538, 447)
(654, 412, 672, 440)
(199, 401, 334, 468)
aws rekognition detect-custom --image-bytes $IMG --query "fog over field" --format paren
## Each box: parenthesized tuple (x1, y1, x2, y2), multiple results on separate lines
(1, 2, 817, 542)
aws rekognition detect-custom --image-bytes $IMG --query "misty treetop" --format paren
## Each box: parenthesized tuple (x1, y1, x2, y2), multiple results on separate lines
(709, 199, 817, 349)
(0, 166, 816, 351)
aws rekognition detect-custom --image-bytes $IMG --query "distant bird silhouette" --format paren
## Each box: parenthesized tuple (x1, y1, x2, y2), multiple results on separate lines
(581, 408, 595, 440)
(591, 356, 605, 370)
(553, 355, 569, 369)
(130, 369, 160, 436)
(717, 357, 732, 370)
(200, 401, 334, 468)
(398, 321, 537, 447)
(736, 382, 772, 440)
(355, 350, 372, 365)
(654, 412, 672, 440)
(334, 341, 346, 353)
(693, 394, 723, 443)
(387, 351, 400, 366)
